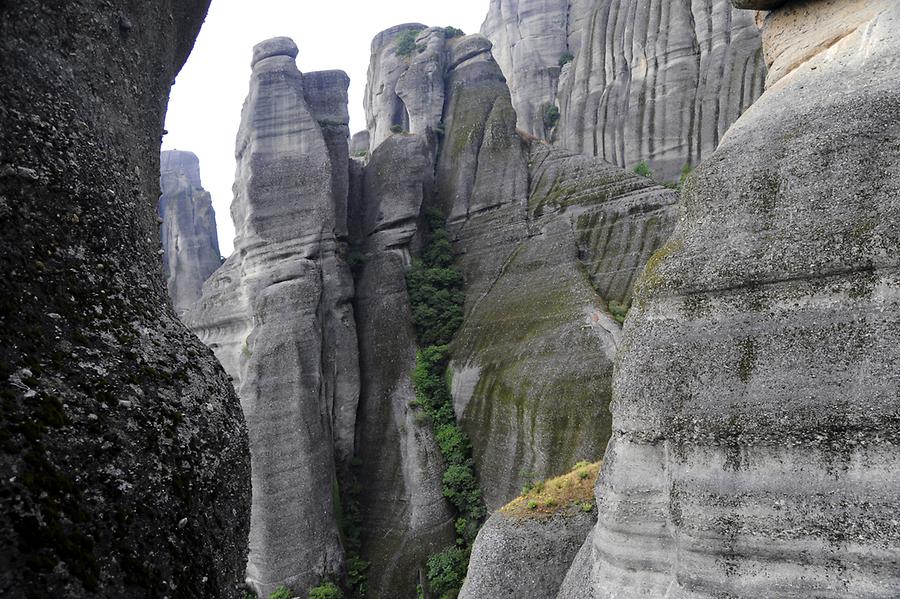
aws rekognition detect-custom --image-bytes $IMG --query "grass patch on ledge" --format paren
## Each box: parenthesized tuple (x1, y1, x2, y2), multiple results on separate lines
(501, 461, 600, 520)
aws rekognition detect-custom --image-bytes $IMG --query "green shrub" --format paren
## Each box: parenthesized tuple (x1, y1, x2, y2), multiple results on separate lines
(607, 300, 630, 324)
(582, 502, 594, 512)
(527, 499, 539, 510)
(268, 587, 292, 599)
(427, 546, 469, 597)
(633, 162, 652, 178)
(436, 424, 471, 465)
(396, 28, 425, 56)
(543, 105, 560, 129)
(444, 26, 465, 38)
(308, 582, 344, 599)
(390, 124, 403, 134)
(558, 52, 574, 67)
(678, 164, 693, 189)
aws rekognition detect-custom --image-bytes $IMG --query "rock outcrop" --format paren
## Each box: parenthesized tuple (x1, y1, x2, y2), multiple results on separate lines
(482, 0, 767, 181)
(184, 38, 358, 597)
(589, 1, 900, 596)
(0, 1, 251, 597)
(459, 463, 599, 599)
(159, 150, 221, 315)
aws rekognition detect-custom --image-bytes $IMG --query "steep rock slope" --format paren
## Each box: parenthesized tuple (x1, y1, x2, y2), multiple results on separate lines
(589, 1, 900, 596)
(482, 0, 767, 181)
(0, 1, 251, 597)
(184, 39, 359, 597)
(158, 150, 221, 315)
(442, 48, 678, 506)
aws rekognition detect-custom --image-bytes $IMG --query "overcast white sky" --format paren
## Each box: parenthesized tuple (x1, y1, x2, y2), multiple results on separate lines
(163, 1, 489, 257)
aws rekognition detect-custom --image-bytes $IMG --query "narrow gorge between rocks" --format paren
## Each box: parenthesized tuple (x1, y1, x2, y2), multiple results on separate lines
(1, 1, 899, 598)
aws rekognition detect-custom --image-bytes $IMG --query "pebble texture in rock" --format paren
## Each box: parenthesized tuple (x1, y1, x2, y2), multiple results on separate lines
(184, 39, 359, 598)
(0, 1, 251, 597)
(482, 0, 767, 181)
(589, 1, 900, 596)
(158, 150, 221, 315)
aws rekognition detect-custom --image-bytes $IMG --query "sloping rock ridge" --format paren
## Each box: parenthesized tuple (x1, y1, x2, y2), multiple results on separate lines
(0, 1, 251, 597)
(158, 150, 221, 315)
(184, 38, 358, 597)
(482, 0, 768, 181)
(589, 1, 900, 596)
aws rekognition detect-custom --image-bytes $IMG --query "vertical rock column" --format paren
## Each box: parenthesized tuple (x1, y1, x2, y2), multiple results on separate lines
(590, 1, 900, 596)
(185, 38, 359, 597)
(0, 1, 251, 597)
(159, 150, 221, 315)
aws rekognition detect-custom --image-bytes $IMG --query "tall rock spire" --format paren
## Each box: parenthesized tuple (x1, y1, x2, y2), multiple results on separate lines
(185, 37, 360, 597)
(158, 150, 221, 315)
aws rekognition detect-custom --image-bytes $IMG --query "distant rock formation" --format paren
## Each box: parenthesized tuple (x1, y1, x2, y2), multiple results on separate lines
(482, 0, 767, 181)
(0, 1, 250, 597)
(588, 0, 900, 596)
(184, 38, 359, 597)
(159, 150, 221, 315)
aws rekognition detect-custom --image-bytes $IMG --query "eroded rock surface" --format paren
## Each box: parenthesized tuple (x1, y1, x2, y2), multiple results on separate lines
(589, 1, 900, 596)
(159, 150, 221, 315)
(184, 38, 358, 597)
(482, 0, 767, 181)
(0, 1, 251, 597)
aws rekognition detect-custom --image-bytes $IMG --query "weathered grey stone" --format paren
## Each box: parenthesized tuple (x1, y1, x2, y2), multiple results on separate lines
(460, 510, 596, 599)
(0, 1, 250, 597)
(159, 150, 221, 315)
(364, 23, 430, 151)
(481, 0, 569, 138)
(556, 530, 595, 599)
(589, 1, 900, 596)
(350, 130, 370, 156)
(483, 0, 768, 181)
(733, 0, 789, 8)
(251, 36, 299, 67)
(185, 39, 359, 598)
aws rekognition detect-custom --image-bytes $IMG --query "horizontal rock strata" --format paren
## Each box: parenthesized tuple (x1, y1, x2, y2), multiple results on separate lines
(589, 1, 900, 596)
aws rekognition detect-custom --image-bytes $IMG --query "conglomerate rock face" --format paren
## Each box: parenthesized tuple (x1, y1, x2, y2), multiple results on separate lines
(0, 1, 251, 598)
(589, 1, 900, 596)
(158, 150, 221, 315)
(482, 0, 767, 181)
(184, 38, 358, 597)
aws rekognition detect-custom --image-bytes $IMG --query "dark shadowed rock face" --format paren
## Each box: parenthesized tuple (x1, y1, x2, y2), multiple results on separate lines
(590, 1, 900, 596)
(184, 38, 359, 598)
(0, 1, 251, 598)
(159, 150, 221, 315)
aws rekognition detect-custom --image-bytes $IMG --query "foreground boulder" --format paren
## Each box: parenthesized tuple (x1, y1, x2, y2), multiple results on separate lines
(589, 1, 900, 596)
(459, 463, 600, 599)
(159, 150, 221, 315)
(0, 1, 251, 597)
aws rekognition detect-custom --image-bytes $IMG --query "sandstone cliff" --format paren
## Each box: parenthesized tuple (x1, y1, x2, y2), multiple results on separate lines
(482, 0, 767, 181)
(588, 0, 900, 596)
(0, 1, 251, 597)
(159, 150, 221, 315)
(184, 39, 358, 597)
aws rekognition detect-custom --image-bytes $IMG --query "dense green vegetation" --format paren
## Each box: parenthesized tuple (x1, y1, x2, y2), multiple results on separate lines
(543, 105, 560, 129)
(558, 52, 574, 67)
(406, 209, 485, 598)
(443, 26, 465, 39)
(309, 582, 345, 599)
(396, 28, 425, 57)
